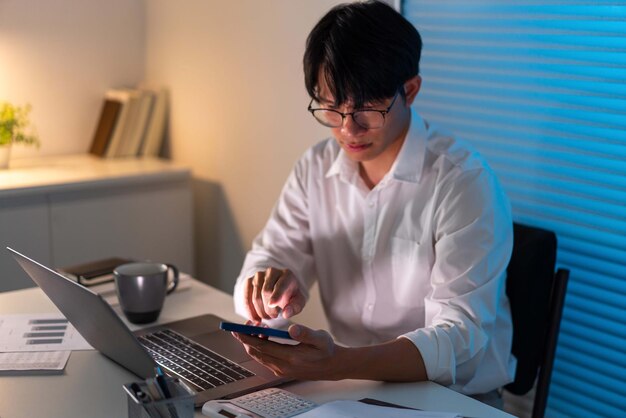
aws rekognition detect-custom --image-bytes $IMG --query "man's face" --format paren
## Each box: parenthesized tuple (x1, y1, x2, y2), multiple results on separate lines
(315, 78, 412, 166)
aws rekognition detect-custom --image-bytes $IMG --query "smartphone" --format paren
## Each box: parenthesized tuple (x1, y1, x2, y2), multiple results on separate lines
(219, 321, 292, 340)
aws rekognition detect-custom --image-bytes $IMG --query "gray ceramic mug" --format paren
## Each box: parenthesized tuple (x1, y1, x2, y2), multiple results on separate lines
(113, 262, 179, 324)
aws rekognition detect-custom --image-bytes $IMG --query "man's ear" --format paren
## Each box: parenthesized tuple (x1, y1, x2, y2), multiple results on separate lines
(403, 75, 422, 106)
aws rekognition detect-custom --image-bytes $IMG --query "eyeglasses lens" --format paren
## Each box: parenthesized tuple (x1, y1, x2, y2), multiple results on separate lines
(312, 110, 384, 129)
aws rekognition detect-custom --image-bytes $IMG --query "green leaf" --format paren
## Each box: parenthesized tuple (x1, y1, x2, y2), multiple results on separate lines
(0, 101, 40, 147)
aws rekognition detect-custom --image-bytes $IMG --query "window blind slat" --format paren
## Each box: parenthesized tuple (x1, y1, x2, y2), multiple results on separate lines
(561, 266, 626, 296)
(552, 361, 626, 402)
(549, 392, 624, 418)
(559, 337, 626, 373)
(422, 104, 626, 144)
(559, 321, 623, 360)
(446, 124, 626, 164)
(562, 303, 626, 340)
(424, 54, 626, 83)
(499, 171, 626, 206)
(424, 82, 626, 116)
(426, 68, 626, 97)
(422, 31, 626, 51)
(512, 211, 624, 251)
(549, 379, 626, 417)
(487, 153, 626, 189)
(434, 121, 626, 168)
(420, 95, 626, 132)
(559, 237, 626, 272)
(423, 42, 626, 65)
(403, 2, 626, 416)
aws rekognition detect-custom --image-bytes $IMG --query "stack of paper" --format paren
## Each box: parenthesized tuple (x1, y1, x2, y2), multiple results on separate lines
(297, 400, 462, 418)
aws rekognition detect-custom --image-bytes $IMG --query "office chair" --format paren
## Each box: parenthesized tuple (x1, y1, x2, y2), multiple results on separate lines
(504, 223, 570, 418)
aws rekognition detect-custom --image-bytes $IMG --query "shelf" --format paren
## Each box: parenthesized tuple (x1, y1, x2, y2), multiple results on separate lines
(0, 154, 191, 198)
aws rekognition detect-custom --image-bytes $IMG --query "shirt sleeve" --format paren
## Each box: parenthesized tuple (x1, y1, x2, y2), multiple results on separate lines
(233, 155, 317, 320)
(399, 166, 513, 390)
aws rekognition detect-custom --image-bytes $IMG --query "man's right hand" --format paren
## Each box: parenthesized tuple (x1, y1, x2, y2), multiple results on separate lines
(243, 267, 306, 322)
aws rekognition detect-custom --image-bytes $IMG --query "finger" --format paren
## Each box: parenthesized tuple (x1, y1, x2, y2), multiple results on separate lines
(251, 271, 272, 319)
(268, 272, 296, 306)
(270, 275, 305, 318)
(235, 333, 291, 362)
(233, 333, 284, 365)
(288, 325, 331, 349)
(283, 291, 306, 319)
(242, 320, 269, 339)
(235, 332, 271, 347)
(242, 276, 262, 323)
(261, 267, 284, 318)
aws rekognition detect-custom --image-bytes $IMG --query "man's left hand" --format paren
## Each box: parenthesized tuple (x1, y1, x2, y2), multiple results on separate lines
(231, 324, 345, 381)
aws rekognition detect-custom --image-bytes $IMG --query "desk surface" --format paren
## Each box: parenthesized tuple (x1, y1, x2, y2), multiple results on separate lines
(0, 279, 513, 418)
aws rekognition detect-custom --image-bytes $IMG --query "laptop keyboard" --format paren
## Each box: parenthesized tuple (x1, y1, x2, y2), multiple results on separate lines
(138, 329, 255, 391)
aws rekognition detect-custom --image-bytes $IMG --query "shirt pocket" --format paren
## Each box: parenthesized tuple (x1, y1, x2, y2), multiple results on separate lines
(390, 236, 431, 308)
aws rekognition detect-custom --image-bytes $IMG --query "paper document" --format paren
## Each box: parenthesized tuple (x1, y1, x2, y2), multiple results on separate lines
(0, 313, 92, 352)
(297, 400, 462, 418)
(0, 350, 71, 373)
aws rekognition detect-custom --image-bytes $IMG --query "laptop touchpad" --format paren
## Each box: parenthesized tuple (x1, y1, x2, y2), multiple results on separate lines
(194, 330, 251, 363)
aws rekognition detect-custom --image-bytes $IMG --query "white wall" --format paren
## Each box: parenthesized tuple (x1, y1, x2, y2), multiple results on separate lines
(143, 0, 342, 292)
(0, 0, 145, 157)
(0, 0, 342, 312)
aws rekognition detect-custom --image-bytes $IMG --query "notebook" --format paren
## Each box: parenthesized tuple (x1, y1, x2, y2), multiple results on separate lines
(8, 248, 288, 407)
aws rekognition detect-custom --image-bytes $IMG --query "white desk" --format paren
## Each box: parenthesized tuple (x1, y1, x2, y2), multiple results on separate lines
(0, 279, 514, 418)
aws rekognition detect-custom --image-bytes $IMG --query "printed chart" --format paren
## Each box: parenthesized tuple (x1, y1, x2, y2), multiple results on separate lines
(0, 313, 92, 352)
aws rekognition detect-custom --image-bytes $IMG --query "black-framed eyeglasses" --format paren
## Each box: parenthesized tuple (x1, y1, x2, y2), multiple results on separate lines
(307, 91, 400, 130)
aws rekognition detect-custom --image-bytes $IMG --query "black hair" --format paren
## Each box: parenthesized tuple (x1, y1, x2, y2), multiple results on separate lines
(303, 0, 422, 109)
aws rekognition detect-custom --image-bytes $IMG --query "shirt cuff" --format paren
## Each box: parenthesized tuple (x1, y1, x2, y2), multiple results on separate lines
(400, 327, 455, 386)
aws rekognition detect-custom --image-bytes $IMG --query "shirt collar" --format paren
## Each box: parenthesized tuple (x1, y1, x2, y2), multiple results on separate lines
(325, 108, 427, 184)
(325, 142, 358, 183)
(390, 108, 427, 184)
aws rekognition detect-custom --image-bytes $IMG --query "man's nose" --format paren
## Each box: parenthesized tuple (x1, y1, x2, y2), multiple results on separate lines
(340, 115, 367, 137)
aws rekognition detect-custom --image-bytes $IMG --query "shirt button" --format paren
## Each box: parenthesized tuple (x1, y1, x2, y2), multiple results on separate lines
(368, 201, 375, 208)
(367, 304, 373, 311)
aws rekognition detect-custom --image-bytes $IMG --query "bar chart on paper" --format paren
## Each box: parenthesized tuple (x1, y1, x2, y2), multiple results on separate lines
(0, 313, 92, 352)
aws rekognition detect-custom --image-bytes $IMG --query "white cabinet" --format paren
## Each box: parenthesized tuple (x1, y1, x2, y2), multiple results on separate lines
(0, 195, 52, 290)
(0, 155, 193, 292)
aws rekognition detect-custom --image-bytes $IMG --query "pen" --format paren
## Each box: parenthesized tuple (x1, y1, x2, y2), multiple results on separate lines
(155, 367, 173, 399)
(155, 367, 179, 418)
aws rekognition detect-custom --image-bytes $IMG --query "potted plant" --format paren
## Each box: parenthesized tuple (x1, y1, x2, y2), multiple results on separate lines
(0, 102, 40, 169)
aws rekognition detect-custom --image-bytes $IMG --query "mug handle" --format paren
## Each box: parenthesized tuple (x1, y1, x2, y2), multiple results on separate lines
(165, 263, 179, 294)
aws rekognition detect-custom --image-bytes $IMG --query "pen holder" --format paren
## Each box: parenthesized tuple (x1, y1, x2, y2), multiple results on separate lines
(123, 377, 195, 418)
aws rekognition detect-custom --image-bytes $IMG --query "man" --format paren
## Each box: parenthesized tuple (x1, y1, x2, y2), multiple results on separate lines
(232, 0, 515, 404)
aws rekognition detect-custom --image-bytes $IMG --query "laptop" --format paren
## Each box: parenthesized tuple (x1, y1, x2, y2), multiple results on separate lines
(8, 248, 289, 407)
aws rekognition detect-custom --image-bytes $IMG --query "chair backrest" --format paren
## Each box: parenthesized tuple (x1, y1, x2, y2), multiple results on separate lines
(504, 223, 569, 418)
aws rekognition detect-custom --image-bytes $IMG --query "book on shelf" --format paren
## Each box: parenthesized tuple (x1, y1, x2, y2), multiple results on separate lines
(140, 87, 168, 157)
(117, 89, 155, 157)
(103, 89, 135, 158)
(57, 257, 133, 287)
(88, 99, 122, 157)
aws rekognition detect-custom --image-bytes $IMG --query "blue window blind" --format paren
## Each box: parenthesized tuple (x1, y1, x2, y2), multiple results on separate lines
(402, 2, 626, 417)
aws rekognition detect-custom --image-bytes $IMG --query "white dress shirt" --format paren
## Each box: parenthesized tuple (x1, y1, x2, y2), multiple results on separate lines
(234, 109, 516, 394)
